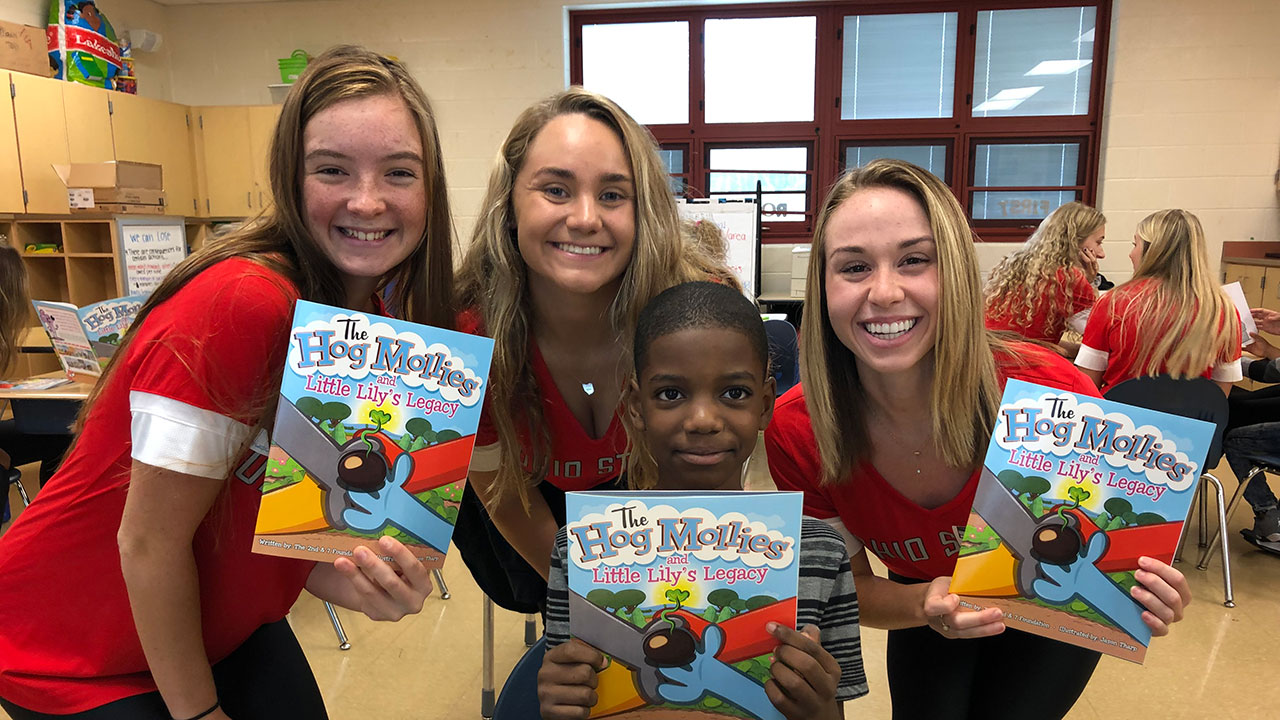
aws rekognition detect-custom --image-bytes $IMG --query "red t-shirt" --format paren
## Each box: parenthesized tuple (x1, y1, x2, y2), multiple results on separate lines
(457, 310, 627, 491)
(0, 259, 316, 713)
(985, 266, 1095, 344)
(1075, 279, 1243, 390)
(764, 343, 1101, 581)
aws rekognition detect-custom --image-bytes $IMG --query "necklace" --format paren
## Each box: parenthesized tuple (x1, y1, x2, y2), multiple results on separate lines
(870, 410, 932, 475)
(581, 382, 595, 396)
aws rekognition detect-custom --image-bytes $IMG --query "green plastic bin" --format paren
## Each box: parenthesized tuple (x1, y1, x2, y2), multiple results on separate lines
(277, 50, 310, 84)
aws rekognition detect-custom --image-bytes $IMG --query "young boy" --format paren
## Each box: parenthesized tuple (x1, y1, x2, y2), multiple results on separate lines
(537, 281, 868, 720)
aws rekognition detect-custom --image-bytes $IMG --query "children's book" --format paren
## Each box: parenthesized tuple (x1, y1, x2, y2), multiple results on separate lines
(32, 295, 146, 381)
(252, 300, 494, 568)
(949, 379, 1215, 663)
(565, 490, 802, 719)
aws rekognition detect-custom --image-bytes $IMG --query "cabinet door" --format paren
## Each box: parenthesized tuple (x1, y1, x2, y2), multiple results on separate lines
(1261, 267, 1280, 324)
(197, 106, 254, 217)
(0, 75, 25, 213)
(112, 94, 199, 216)
(1224, 263, 1266, 308)
(61, 80, 115, 164)
(11, 73, 71, 214)
(247, 105, 281, 211)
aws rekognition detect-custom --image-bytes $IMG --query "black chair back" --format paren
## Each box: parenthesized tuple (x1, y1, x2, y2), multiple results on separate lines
(764, 318, 800, 396)
(1103, 375, 1229, 468)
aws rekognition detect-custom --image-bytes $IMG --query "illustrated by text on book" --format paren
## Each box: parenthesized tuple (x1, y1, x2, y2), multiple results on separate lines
(566, 491, 802, 719)
(32, 295, 146, 381)
(252, 300, 495, 567)
(949, 379, 1214, 663)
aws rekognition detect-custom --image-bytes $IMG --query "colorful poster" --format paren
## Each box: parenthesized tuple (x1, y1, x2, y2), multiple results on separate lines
(950, 379, 1215, 663)
(566, 490, 802, 719)
(252, 300, 495, 568)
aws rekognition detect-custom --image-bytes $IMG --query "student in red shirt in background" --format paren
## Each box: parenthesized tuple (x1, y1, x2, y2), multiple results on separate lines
(1075, 208, 1242, 393)
(765, 159, 1190, 720)
(984, 201, 1106, 356)
(451, 88, 731, 614)
(0, 47, 449, 720)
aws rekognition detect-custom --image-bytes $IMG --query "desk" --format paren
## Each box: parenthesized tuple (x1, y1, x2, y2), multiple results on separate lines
(1, 372, 92, 435)
(757, 294, 804, 327)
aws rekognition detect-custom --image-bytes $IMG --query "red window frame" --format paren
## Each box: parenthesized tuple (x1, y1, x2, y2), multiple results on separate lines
(569, 0, 1111, 244)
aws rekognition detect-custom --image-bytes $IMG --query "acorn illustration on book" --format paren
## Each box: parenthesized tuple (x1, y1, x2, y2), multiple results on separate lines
(336, 409, 393, 493)
(642, 589, 696, 667)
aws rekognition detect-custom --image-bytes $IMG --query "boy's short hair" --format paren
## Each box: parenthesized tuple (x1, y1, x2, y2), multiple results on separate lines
(634, 281, 768, 376)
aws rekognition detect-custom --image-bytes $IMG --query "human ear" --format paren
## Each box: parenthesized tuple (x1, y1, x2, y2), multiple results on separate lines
(623, 377, 646, 431)
(759, 376, 777, 430)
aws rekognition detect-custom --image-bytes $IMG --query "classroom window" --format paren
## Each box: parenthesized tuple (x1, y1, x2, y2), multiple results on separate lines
(570, 1, 1110, 242)
(840, 12, 957, 120)
(707, 145, 811, 223)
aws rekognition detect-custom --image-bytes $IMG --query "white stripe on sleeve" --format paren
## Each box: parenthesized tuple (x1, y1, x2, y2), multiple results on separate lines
(468, 441, 501, 473)
(1212, 358, 1244, 383)
(130, 391, 254, 479)
(1067, 309, 1091, 335)
(1074, 344, 1109, 372)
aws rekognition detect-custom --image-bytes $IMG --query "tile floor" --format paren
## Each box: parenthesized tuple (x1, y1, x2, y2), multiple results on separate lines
(3, 448, 1278, 719)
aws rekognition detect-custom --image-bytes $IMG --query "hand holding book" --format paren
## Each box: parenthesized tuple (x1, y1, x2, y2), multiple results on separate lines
(305, 535, 434, 622)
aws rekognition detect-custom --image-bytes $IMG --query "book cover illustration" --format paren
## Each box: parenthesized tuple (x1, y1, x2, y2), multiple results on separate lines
(949, 379, 1214, 663)
(252, 300, 494, 568)
(566, 491, 802, 719)
(32, 294, 146, 379)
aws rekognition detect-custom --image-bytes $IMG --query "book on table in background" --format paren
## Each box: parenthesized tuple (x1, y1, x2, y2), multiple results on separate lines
(565, 490, 802, 719)
(252, 300, 494, 568)
(31, 295, 147, 382)
(949, 379, 1215, 663)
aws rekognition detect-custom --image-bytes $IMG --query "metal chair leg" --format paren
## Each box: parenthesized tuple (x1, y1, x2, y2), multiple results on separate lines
(433, 568, 450, 599)
(1198, 466, 1262, 571)
(9, 472, 30, 507)
(481, 596, 495, 719)
(325, 601, 352, 651)
(1197, 479, 1209, 548)
(524, 613, 538, 647)
(1193, 474, 1234, 608)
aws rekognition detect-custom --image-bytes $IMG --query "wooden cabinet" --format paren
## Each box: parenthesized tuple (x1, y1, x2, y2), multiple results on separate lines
(61, 80, 114, 165)
(10, 73, 71, 214)
(110, 94, 200, 217)
(248, 105, 280, 213)
(193, 106, 254, 217)
(0, 76, 24, 213)
(1223, 259, 1280, 390)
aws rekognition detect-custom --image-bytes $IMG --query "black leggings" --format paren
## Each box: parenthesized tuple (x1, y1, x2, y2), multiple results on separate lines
(1228, 384, 1280, 431)
(885, 574, 1101, 720)
(0, 619, 327, 720)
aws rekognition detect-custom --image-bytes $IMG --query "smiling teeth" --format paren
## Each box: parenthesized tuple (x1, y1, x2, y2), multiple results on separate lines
(555, 243, 603, 256)
(342, 228, 391, 241)
(863, 319, 917, 339)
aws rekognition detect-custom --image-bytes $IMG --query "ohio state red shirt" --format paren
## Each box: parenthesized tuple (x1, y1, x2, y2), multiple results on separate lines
(458, 310, 627, 491)
(765, 343, 1101, 581)
(1075, 278, 1243, 390)
(985, 266, 1095, 344)
(0, 259, 318, 713)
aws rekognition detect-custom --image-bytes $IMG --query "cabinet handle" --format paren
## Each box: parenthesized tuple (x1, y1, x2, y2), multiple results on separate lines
(259, 191, 264, 208)
(247, 191, 252, 208)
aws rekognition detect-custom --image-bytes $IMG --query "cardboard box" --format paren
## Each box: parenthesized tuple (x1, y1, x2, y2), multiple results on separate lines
(53, 161, 166, 213)
(0, 20, 49, 77)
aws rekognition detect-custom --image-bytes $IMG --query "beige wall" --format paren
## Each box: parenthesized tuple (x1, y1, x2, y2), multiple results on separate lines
(1, 0, 174, 100)
(4, 0, 1277, 279)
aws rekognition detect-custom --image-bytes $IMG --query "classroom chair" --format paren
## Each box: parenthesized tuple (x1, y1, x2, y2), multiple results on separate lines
(1198, 459, 1280, 563)
(491, 636, 547, 720)
(5, 467, 30, 509)
(318, 568, 451, 651)
(481, 595, 540, 719)
(1103, 375, 1234, 607)
(764, 318, 799, 396)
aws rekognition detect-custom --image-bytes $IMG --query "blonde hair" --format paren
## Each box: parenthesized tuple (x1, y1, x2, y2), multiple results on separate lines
(75, 45, 455, 437)
(456, 87, 731, 509)
(984, 201, 1104, 333)
(800, 159, 1003, 483)
(0, 245, 29, 374)
(1115, 209, 1239, 378)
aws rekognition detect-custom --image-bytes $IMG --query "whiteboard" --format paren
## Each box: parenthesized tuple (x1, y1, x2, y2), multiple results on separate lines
(117, 220, 187, 294)
(676, 199, 760, 298)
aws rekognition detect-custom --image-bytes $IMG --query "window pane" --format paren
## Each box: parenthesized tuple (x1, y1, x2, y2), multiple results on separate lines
(973, 7, 1096, 117)
(709, 146, 808, 222)
(659, 148, 687, 195)
(971, 191, 1079, 221)
(844, 144, 948, 181)
(841, 13, 956, 120)
(705, 17, 816, 123)
(583, 22, 689, 125)
(971, 142, 1082, 188)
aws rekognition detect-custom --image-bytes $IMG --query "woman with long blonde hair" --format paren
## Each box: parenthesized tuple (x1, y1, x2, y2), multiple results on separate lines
(452, 88, 732, 612)
(765, 159, 1190, 719)
(0, 46, 450, 720)
(1075, 208, 1241, 392)
(984, 201, 1106, 352)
